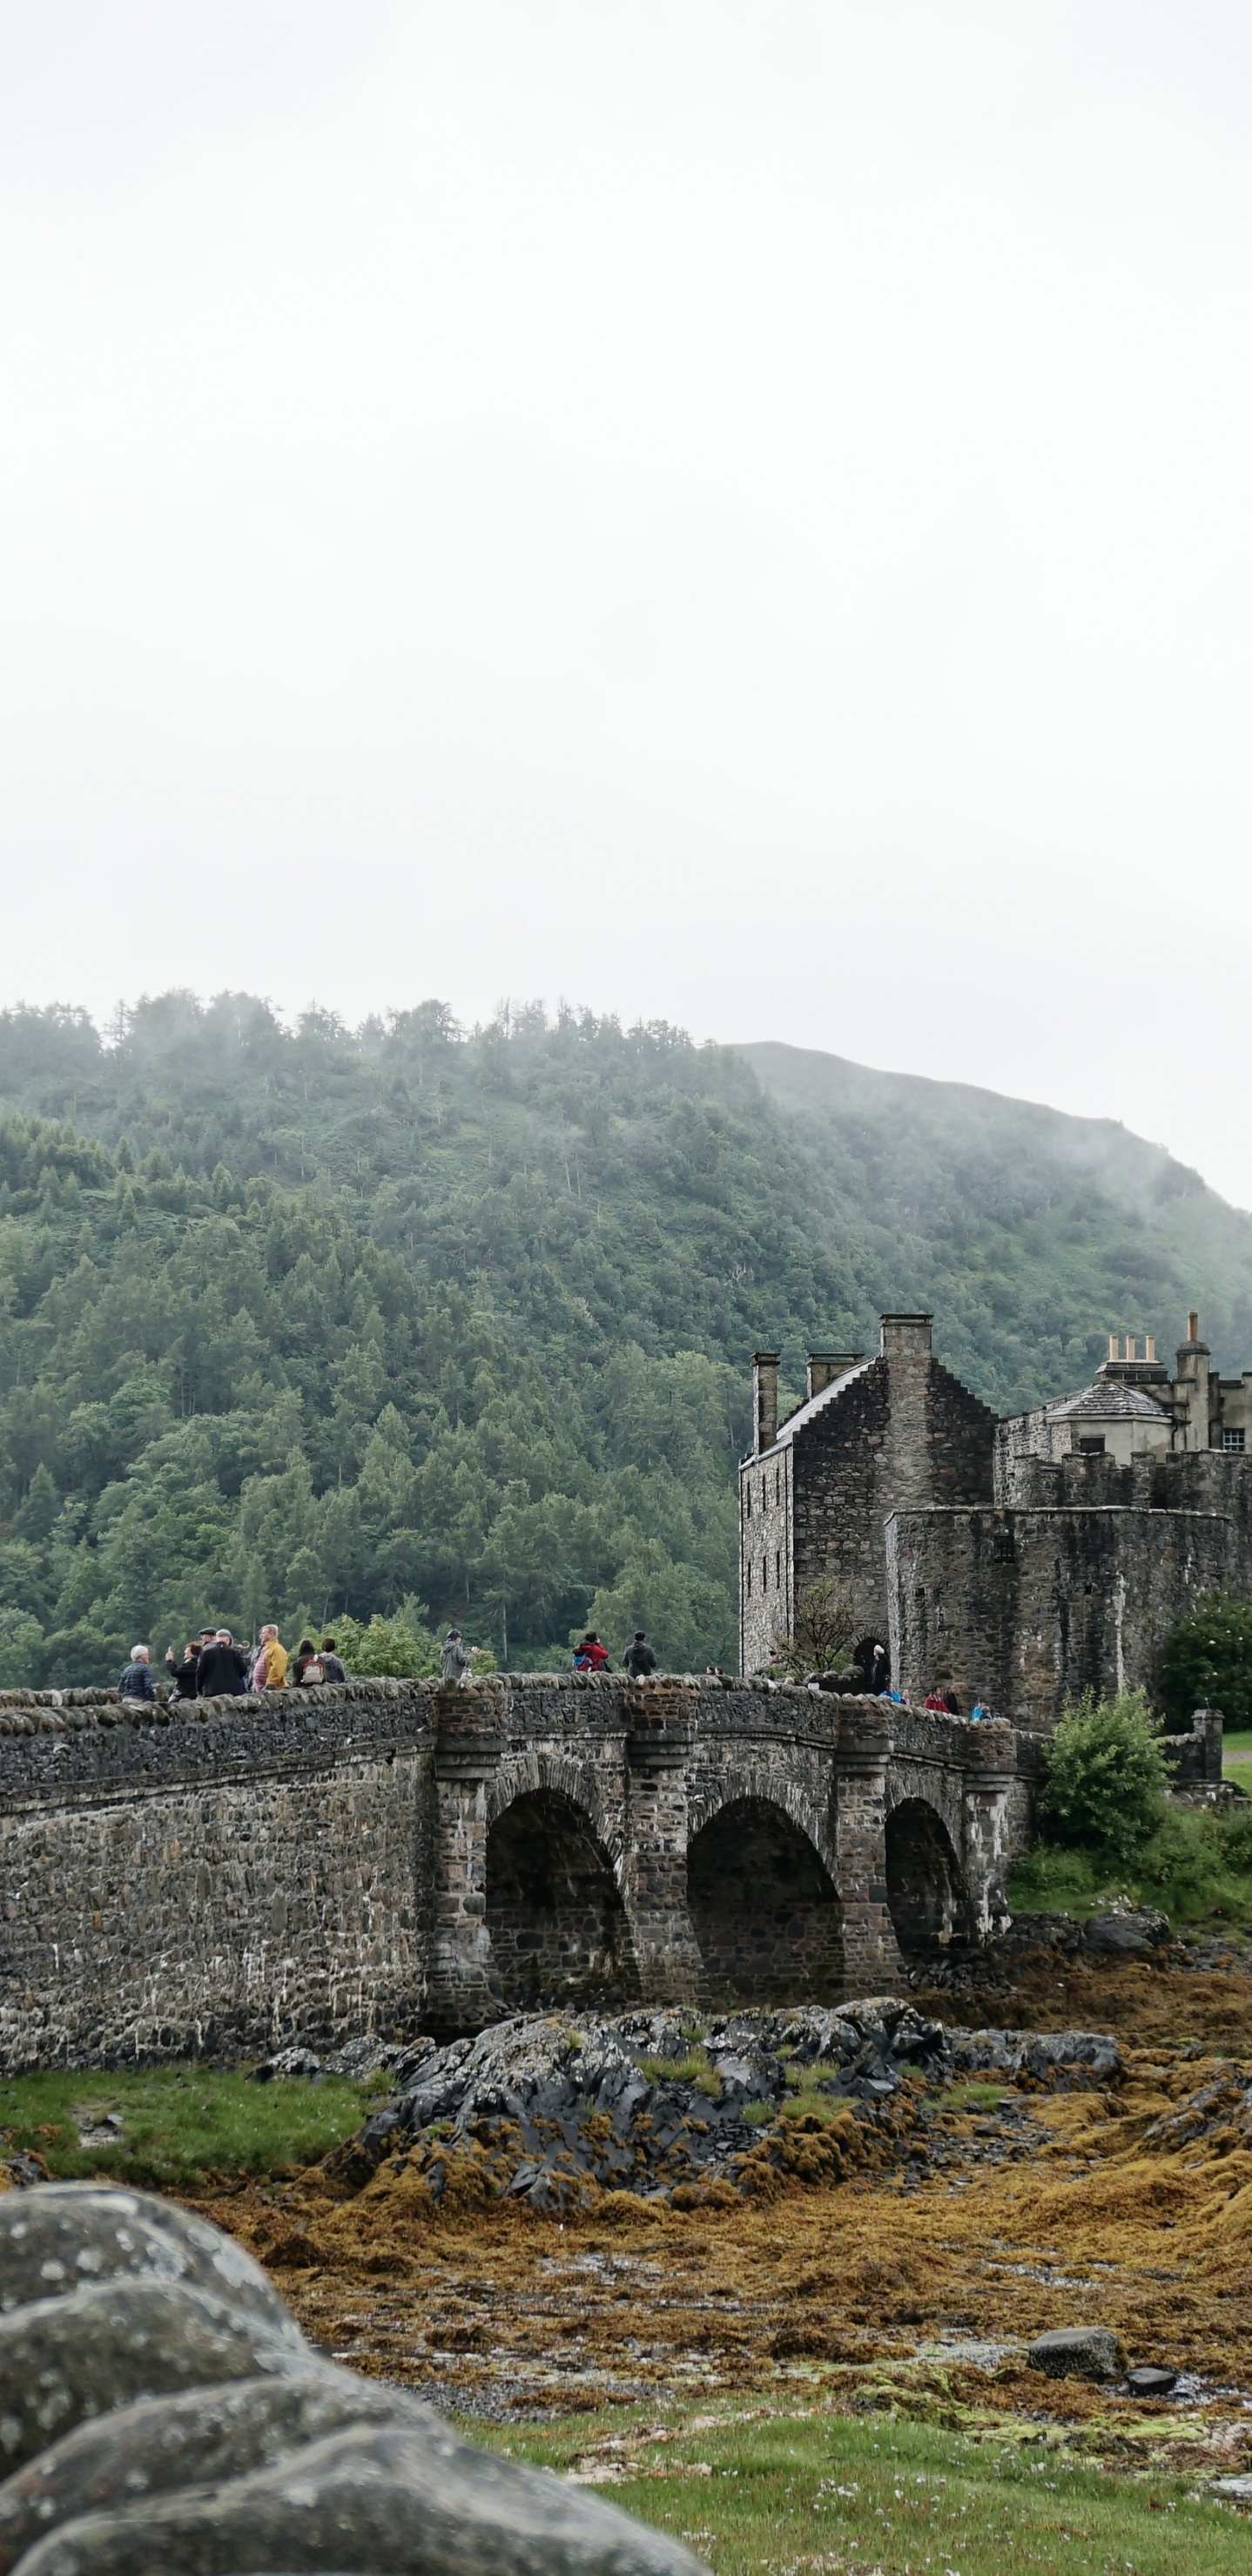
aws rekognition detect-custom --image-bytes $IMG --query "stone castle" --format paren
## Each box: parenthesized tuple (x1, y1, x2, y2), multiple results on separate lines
(740, 1311, 1252, 1726)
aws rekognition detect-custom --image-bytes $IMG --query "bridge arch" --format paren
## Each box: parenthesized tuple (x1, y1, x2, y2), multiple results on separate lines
(485, 1785, 639, 2010)
(686, 1796, 842, 2003)
(885, 1797, 968, 1957)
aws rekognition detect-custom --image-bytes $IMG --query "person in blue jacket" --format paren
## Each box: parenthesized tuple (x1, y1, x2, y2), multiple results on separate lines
(118, 1644, 156, 1700)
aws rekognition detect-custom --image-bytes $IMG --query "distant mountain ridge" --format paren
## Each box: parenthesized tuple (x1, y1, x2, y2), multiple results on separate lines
(736, 1038, 1252, 1413)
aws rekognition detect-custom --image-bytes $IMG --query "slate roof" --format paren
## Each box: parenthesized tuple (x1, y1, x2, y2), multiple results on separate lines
(766, 1359, 874, 1451)
(1041, 1379, 1171, 1423)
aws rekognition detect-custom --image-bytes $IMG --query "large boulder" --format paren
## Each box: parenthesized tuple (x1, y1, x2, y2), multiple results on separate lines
(0, 2368, 435, 2568)
(0, 2186, 706, 2576)
(0, 2278, 306, 2471)
(1081, 1909, 1170, 1958)
(10, 2420, 704, 2574)
(1027, 2326, 1122, 2381)
(0, 2186, 292, 2331)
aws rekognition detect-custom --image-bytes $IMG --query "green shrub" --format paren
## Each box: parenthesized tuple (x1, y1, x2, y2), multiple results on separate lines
(1040, 1689, 1169, 1865)
(1009, 1800, 1252, 1929)
(333, 1606, 441, 1679)
(1159, 1593, 1252, 1730)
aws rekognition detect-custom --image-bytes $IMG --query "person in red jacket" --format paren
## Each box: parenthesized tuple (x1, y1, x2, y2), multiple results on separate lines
(573, 1632, 609, 1670)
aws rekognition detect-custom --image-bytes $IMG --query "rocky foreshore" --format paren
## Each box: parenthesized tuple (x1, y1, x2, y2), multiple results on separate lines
(263, 2000, 1131, 2212)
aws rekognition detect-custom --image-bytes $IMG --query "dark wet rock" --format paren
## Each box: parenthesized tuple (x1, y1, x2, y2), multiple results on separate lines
(0, 2186, 295, 2333)
(10, 2418, 707, 2575)
(1138, 2074, 1252, 2157)
(248, 2047, 326, 2083)
(0, 2366, 439, 2568)
(320, 2035, 437, 2087)
(1027, 2326, 1122, 2381)
(1125, 2364, 1178, 2397)
(1082, 1908, 1171, 1958)
(949, 2029, 1123, 2088)
(0, 2155, 49, 2191)
(994, 1912, 1085, 1958)
(333, 2000, 950, 2207)
(0, 2278, 306, 2471)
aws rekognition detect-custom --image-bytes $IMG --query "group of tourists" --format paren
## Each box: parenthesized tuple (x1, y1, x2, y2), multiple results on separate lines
(118, 1628, 347, 1702)
(435, 1627, 661, 1683)
(923, 1683, 997, 1722)
(118, 1621, 666, 1701)
(571, 1630, 657, 1677)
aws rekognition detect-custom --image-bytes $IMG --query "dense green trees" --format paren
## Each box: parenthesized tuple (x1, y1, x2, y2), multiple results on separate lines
(2, 995, 1252, 1687)
(1159, 1595, 1252, 1730)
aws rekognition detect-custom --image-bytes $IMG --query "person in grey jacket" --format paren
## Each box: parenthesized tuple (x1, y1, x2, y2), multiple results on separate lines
(622, 1630, 657, 1678)
(441, 1628, 474, 1684)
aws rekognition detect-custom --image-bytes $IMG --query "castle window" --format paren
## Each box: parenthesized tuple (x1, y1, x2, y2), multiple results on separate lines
(1078, 1437, 1105, 1456)
(1222, 1427, 1246, 1452)
(746, 1561, 751, 1595)
(762, 1555, 768, 1590)
(745, 1483, 751, 1519)
(775, 1548, 781, 1587)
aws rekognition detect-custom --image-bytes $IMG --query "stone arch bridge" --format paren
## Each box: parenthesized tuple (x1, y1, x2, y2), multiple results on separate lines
(432, 1676, 1017, 2033)
(0, 1675, 1020, 2069)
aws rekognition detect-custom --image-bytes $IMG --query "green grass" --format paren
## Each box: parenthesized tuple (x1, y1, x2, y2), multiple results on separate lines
(0, 2064, 385, 2188)
(779, 2070, 850, 2128)
(638, 2050, 724, 2101)
(1222, 1726, 1252, 1772)
(941, 2081, 1008, 2114)
(478, 2401, 1252, 2575)
(1007, 1801, 1252, 1930)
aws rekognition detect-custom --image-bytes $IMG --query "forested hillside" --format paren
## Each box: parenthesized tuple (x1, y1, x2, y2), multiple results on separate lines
(1, 995, 1250, 1688)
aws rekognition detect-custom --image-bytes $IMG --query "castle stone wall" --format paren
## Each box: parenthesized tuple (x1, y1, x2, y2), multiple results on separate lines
(742, 1326, 996, 1679)
(888, 1504, 1234, 1729)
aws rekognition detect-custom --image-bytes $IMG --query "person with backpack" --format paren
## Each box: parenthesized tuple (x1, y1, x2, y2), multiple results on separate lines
(292, 1638, 326, 1684)
(441, 1629, 474, 1684)
(320, 1635, 348, 1682)
(622, 1630, 657, 1678)
(573, 1632, 609, 1670)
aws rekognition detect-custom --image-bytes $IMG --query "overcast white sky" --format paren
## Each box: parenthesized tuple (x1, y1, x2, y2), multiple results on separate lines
(2, 3, 1250, 1197)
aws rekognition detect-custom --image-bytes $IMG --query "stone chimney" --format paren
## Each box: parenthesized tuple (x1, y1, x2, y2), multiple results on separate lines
(1173, 1310, 1212, 1451)
(806, 1352, 860, 1400)
(879, 1313, 933, 1359)
(753, 1352, 779, 1455)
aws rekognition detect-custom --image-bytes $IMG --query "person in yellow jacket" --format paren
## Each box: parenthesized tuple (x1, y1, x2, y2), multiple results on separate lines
(254, 1623, 288, 1689)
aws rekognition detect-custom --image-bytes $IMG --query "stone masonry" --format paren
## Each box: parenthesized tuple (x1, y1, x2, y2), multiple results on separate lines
(0, 1673, 1016, 2067)
(739, 1315, 996, 1675)
(744, 1307, 1252, 1729)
